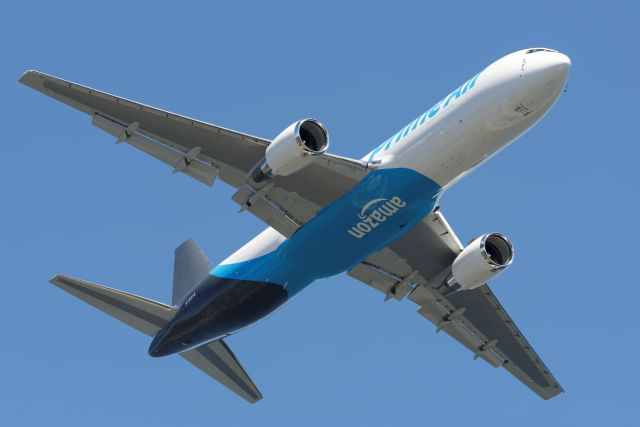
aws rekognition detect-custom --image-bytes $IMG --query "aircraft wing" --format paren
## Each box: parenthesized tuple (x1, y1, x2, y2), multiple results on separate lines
(347, 210, 564, 400)
(19, 70, 369, 237)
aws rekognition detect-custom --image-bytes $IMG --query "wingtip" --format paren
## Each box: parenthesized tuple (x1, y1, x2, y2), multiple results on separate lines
(49, 273, 63, 283)
(18, 70, 43, 86)
(18, 69, 34, 82)
(49, 273, 71, 286)
(247, 392, 264, 404)
(538, 383, 564, 400)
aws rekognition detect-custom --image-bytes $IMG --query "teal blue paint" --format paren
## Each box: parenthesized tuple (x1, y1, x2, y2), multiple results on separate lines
(211, 168, 441, 297)
(409, 118, 420, 132)
(417, 110, 429, 126)
(428, 99, 443, 118)
(443, 86, 463, 108)
(467, 72, 479, 90)
(401, 121, 415, 138)
(460, 77, 471, 95)
(394, 126, 409, 143)
(364, 70, 482, 161)
(367, 141, 387, 161)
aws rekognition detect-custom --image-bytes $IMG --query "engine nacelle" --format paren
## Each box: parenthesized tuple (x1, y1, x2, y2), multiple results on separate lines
(254, 119, 329, 181)
(449, 233, 514, 291)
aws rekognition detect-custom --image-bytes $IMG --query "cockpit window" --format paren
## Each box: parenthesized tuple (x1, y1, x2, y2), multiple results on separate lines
(525, 48, 557, 54)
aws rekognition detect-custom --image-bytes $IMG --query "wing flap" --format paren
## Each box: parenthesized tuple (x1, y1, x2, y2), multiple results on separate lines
(92, 114, 219, 186)
(231, 184, 313, 237)
(181, 340, 263, 403)
(347, 247, 419, 301)
(19, 70, 267, 185)
(410, 284, 507, 368)
(445, 285, 563, 399)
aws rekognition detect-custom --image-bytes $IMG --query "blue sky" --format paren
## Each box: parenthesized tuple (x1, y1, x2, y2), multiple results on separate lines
(2, 1, 638, 425)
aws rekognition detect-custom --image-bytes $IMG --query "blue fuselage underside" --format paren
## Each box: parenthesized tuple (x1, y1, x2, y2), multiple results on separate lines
(150, 168, 441, 356)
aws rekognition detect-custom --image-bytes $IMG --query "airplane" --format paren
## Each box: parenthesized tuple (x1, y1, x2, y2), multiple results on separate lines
(19, 47, 570, 402)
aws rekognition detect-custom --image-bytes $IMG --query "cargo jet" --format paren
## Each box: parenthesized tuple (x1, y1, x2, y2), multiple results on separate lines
(20, 48, 570, 402)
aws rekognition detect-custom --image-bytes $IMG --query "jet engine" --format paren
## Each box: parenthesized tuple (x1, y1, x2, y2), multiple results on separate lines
(448, 233, 514, 291)
(253, 119, 329, 182)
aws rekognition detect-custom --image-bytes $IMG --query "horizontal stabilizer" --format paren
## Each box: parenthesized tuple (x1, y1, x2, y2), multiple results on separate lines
(181, 340, 263, 403)
(50, 274, 176, 337)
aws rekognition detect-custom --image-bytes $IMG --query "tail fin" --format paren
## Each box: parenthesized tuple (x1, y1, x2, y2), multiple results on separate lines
(51, 271, 263, 403)
(173, 238, 213, 305)
(50, 275, 176, 336)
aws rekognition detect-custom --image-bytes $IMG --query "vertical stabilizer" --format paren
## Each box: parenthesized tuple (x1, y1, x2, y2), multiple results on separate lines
(173, 239, 213, 305)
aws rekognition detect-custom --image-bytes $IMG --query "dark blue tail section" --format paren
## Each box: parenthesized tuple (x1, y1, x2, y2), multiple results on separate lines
(149, 274, 287, 357)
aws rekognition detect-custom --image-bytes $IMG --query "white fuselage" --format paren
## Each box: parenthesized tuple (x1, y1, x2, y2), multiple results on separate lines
(215, 48, 571, 291)
(367, 48, 571, 187)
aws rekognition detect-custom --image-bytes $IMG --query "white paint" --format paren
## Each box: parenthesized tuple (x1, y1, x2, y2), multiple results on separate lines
(375, 48, 571, 189)
(451, 233, 514, 290)
(265, 119, 328, 176)
(229, 48, 570, 264)
(219, 227, 286, 265)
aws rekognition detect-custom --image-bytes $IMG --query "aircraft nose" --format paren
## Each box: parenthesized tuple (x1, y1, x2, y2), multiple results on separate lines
(546, 51, 571, 80)
(555, 51, 571, 68)
(515, 49, 570, 114)
(537, 51, 571, 98)
(524, 49, 571, 83)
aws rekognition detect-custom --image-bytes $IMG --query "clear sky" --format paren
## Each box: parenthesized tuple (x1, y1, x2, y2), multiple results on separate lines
(2, 1, 638, 425)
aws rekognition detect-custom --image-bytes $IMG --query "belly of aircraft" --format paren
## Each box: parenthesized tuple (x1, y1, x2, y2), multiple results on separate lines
(150, 167, 441, 355)
(148, 275, 287, 356)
